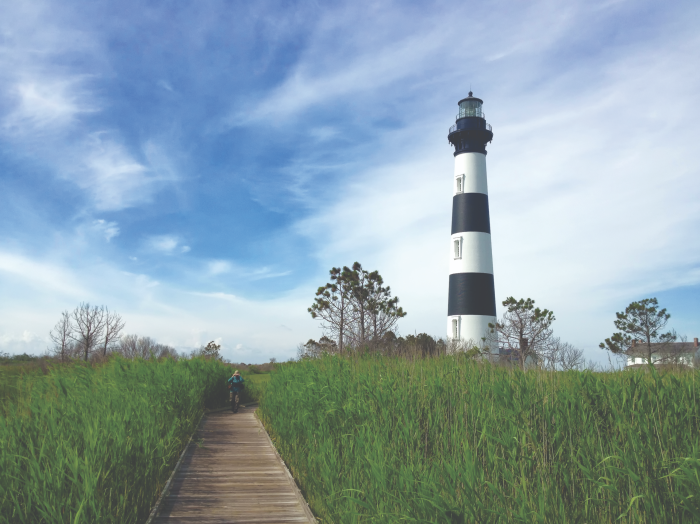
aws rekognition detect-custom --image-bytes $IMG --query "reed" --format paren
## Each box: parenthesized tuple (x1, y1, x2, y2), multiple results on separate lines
(259, 354, 700, 523)
(0, 357, 230, 523)
(241, 372, 270, 404)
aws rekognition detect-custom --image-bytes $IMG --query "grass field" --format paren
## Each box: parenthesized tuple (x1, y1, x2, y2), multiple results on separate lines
(0, 357, 231, 524)
(244, 372, 271, 393)
(259, 354, 700, 523)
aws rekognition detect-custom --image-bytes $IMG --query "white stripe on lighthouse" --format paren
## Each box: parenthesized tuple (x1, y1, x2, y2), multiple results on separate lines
(446, 315, 495, 346)
(449, 232, 493, 274)
(454, 153, 489, 195)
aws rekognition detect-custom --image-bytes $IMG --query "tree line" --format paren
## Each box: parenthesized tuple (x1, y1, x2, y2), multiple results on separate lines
(48, 302, 202, 362)
(305, 264, 691, 370)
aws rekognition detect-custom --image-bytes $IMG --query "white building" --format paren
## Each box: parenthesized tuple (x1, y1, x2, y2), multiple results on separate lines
(626, 338, 699, 367)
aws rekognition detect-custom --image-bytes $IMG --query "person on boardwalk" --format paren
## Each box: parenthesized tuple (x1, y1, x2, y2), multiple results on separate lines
(227, 370, 245, 413)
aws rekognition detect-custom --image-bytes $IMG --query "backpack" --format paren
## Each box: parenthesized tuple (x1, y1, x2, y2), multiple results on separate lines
(228, 377, 244, 390)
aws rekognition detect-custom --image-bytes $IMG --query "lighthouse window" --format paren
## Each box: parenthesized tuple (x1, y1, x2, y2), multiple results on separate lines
(456, 175, 464, 194)
(452, 318, 460, 339)
(453, 237, 462, 259)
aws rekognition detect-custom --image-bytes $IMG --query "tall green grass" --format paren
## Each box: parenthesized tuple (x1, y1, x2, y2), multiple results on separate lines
(241, 372, 270, 403)
(0, 361, 51, 406)
(259, 355, 700, 523)
(0, 357, 230, 523)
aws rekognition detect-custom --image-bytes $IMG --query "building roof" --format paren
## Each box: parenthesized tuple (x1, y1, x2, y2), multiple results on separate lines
(626, 341, 698, 358)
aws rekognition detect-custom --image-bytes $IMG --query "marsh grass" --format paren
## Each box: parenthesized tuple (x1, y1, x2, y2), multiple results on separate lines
(0, 357, 230, 523)
(259, 354, 700, 523)
(242, 372, 270, 403)
(0, 361, 51, 408)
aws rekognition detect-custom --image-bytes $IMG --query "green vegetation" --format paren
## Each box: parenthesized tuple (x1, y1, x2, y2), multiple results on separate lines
(0, 357, 230, 524)
(259, 355, 700, 523)
(0, 352, 44, 364)
(239, 372, 270, 404)
(0, 361, 49, 407)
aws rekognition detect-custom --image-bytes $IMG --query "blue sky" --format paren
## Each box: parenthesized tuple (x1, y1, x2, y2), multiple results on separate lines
(1, 0, 699, 363)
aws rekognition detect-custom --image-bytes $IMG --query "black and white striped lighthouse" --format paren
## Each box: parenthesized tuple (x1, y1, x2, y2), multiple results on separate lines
(446, 92, 497, 351)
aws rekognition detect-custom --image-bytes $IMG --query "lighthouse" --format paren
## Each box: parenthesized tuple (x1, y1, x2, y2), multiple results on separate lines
(446, 92, 497, 351)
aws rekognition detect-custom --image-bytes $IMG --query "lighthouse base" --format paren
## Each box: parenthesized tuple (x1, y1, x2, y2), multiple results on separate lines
(447, 315, 497, 354)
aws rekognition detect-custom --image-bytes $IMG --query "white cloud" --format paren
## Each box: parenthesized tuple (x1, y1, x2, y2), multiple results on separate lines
(208, 260, 232, 275)
(0, 330, 46, 355)
(92, 219, 120, 242)
(71, 134, 150, 211)
(158, 80, 174, 92)
(0, 256, 317, 361)
(0, 6, 179, 213)
(66, 137, 181, 212)
(191, 291, 238, 302)
(201, 262, 291, 280)
(146, 235, 189, 255)
(2, 78, 97, 133)
(0, 251, 86, 297)
(248, 268, 293, 280)
(228, 30, 447, 126)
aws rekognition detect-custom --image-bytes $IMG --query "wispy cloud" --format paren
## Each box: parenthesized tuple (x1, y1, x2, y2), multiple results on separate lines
(92, 219, 120, 242)
(0, 4, 180, 213)
(147, 235, 190, 254)
(0, 251, 87, 297)
(158, 80, 174, 92)
(208, 260, 232, 275)
(2, 77, 97, 133)
(248, 267, 293, 280)
(191, 291, 238, 302)
(74, 134, 151, 211)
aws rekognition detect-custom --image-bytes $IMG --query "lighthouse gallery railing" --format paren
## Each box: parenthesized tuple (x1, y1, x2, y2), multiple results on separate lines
(449, 121, 493, 134)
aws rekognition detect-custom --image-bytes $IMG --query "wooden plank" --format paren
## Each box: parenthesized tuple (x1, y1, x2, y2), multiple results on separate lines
(149, 405, 316, 523)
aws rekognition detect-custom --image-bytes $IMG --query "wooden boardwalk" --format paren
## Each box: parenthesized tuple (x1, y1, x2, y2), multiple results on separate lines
(151, 405, 316, 524)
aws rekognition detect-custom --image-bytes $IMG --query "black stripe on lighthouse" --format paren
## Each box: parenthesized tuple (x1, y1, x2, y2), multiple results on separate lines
(451, 193, 491, 234)
(447, 273, 497, 316)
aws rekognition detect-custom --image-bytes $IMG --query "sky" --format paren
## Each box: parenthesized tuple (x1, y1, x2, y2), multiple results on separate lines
(1, 0, 699, 364)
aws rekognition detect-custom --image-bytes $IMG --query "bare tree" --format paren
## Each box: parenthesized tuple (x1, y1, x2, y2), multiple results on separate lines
(156, 344, 179, 360)
(585, 359, 605, 372)
(490, 297, 555, 369)
(49, 310, 75, 363)
(100, 308, 125, 356)
(69, 303, 106, 361)
(547, 338, 585, 371)
(116, 334, 178, 359)
(117, 334, 140, 358)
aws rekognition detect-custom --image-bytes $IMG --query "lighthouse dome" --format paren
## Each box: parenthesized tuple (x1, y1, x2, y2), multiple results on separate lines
(457, 91, 483, 118)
